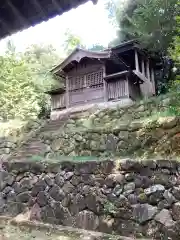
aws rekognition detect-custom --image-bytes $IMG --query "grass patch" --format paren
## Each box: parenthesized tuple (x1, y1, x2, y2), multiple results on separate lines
(0, 119, 28, 139)
(28, 154, 101, 163)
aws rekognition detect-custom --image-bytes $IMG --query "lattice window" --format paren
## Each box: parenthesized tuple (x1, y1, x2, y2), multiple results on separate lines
(68, 68, 103, 91)
(86, 69, 103, 87)
(69, 76, 84, 91)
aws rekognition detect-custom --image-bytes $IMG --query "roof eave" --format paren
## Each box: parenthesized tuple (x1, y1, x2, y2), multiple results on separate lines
(51, 48, 111, 75)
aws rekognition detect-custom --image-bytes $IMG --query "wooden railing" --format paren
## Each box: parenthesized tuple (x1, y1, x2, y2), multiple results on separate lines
(51, 93, 66, 110)
(107, 79, 128, 100)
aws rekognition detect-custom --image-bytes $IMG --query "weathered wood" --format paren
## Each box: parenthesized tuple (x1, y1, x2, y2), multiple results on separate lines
(49, 42, 157, 112)
(69, 87, 104, 107)
(133, 70, 146, 83)
(135, 50, 139, 72)
(146, 59, 151, 80)
(7, 0, 29, 27)
(151, 68, 156, 94)
(128, 78, 141, 100)
(66, 75, 70, 108)
(52, 49, 109, 74)
(104, 70, 128, 80)
(141, 59, 145, 75)
(0, 0, 95, 40)
(51, 93, 66, 110)
(125, 76, 129, 97)
(107, 79, 127, 100)
(102, 65, 108, 101)
(68, 62, 103, 77)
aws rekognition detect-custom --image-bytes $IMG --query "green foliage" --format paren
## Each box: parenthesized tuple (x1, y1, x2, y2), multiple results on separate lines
(29, 155, 44, 162)
(88, 44, 105, 51)
(103, 201, 117, 215)
(63, 29, 84, 55)
(110, 0, 178, 54)
(169, 6, 180, 67)
(0, 41, 62, 120)
(168, 2, 180, 115)
(63, 29, 105, 54)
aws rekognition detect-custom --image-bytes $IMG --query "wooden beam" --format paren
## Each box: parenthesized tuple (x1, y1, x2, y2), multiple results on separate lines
(133, 70, 147, 83)
(65, 75, 70, 108)
(125, 76, 130, 98)
(135, 50, 139, 72)
(32, 0, 46, 20)
(102, 65, 108, 101)
(141, 58, 145, 75)
(146, 59, 151, 81)
(151, 68, 156, 94)
(51, 0, 63, 14)
(7, 0, 29, 27)
(0, 18, 11, 34)
(104, 70, 128, 80)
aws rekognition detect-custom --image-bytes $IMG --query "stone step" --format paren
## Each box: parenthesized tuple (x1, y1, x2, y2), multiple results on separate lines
(40, 126, 65, 132)
(8, 155, 38, 161)
(21, 144, 45, 148)
(23, 140, 45, 146)
(41, 127, 63, 132)
(42, 121, 66, 127)
(16, 149, 43, 155)
(9, 153, 37, 159)
(43, 120, 66, 126)
(39, 119, 67, 133)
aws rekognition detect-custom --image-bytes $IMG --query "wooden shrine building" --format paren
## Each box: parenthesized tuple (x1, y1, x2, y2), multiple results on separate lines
(48, 40, 156, 114)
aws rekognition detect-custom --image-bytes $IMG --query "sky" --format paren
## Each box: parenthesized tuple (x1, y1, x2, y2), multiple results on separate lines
(0, 0, 117, 55)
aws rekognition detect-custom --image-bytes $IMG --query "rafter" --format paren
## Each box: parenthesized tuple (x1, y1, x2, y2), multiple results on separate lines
(51, 0, 63, 14)
(31, 0, 47, 20)
(0, 18, 11, 35)
(6, 0, 29, 27)
(0, 0, 97, 40)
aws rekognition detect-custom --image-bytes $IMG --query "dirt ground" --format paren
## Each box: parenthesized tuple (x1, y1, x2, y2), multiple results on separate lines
(0, 220, 122, 240)
(0, 224, 77, 240)
(0, 217, 149, 240)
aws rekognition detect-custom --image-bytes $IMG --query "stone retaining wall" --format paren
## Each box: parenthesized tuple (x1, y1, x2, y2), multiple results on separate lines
(2, 95, 180, 160)
(46, 116, 180, 158)
(1, 159, 180, 239)
(39, 96, 180, 159)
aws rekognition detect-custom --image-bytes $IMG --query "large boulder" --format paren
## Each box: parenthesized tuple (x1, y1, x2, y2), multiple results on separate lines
(144, 184, 165, 195)
(172, 202, 180, 221)
(49, 185, 65, 201)
(69, 193, 86, 215)
(133, 204, 158, 224)
(75, 210, 99, 231)
(155, 209, 175, 227)
(0, 171, 14, 191)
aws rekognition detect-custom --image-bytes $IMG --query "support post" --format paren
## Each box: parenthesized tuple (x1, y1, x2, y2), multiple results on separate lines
(66, 75, 69, 108)
(103, 65, 108, 101)
(141, 58, 145, 75)
(125, 76, 130, 98)
(151, 67, 156, 94)
(135, 50, 139, 72)
(146, 59, 151, 81)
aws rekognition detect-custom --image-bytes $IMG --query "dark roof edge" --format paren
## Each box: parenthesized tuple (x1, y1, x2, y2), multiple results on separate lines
(111, 39, 139, 50)
(45, 88, 65, 95)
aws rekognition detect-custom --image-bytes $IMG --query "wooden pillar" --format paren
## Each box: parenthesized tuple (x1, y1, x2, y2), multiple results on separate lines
(65, 75, 69, 108)
(146, 59, 151, 80)
(103, 65, 108, 101)
(135, 50, 139, 72)
(151, 67, 156, 94)
(125, 76, 130, 98)
(141, 58, 145, 75)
